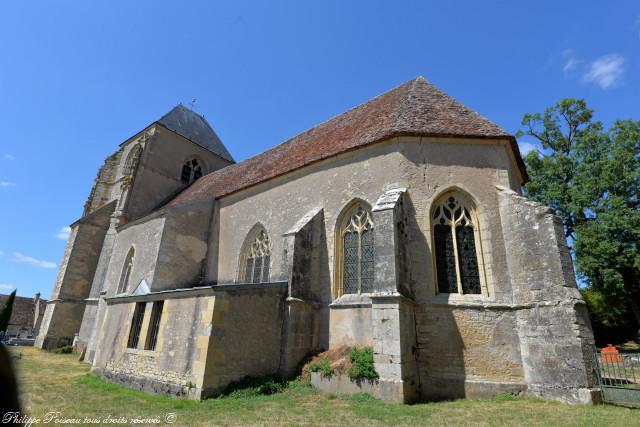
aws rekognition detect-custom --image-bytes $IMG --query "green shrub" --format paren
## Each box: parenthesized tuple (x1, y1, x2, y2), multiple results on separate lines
(308, 357, 332, 377)
(54, 345, 73, 354)
(347, 347, 378, 380)
(220, 375, 288, 398)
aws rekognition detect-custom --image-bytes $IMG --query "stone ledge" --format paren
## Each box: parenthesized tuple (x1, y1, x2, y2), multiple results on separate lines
(329, 293, 372, 309)
(98, 368, 200, 400)
(105, 281, 288, 304)
(311, 372, 410, 403)
(418, 299, 587, 310)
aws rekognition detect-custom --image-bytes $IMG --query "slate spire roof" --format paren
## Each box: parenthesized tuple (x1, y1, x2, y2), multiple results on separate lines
(171, 76, 525, 205)
(157, 104, 234, 163)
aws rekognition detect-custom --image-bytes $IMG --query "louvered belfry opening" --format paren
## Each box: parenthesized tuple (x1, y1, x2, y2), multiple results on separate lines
(181, 159, 203, 185)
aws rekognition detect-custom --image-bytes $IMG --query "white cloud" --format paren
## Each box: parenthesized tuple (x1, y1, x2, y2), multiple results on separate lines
(0, 181, 16, 188)
(0, 284, 14, 291)
(563, 57, 582, 74)
(11, 252, 57, 269)
(518, 141, 540, 156)
(3, 154, 15, 160)
(583, 54, 625, 89)
(562, 49, 582, 74)
(55, 226, 71, 241)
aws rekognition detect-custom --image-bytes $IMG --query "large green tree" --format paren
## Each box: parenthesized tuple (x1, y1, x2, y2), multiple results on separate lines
(0, 289, 17, 333)
(517, 99, 640, 344)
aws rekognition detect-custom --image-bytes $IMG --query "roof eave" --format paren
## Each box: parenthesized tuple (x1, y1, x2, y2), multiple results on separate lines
(172, 132, 528, 204)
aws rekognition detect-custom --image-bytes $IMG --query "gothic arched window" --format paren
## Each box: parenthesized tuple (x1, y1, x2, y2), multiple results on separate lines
(338, 204, 375, 295)
(180, 158, 203, 184)
(240, 228, 271, 283)
(431, 193, 483, 295)
(118, 247, 135, 294)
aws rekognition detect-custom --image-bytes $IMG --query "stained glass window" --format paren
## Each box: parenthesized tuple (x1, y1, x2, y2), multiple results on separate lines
(341, 206, 375, 295)
(432, 194, 482, 295)
(240, 228, 271, 283)
(181, 159, 203, 184)
(434, 224, 457, 293)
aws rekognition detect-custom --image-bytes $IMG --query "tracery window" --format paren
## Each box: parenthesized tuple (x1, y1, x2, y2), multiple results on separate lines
(240, 228, 271, 283)
(340, 205, 375, 295)
(117, 247, 135, 294)
(432, 193, 482, 295)
(181, 158, 203, 184)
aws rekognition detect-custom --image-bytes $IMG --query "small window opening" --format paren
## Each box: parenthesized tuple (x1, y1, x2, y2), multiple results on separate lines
(127, 302, 146, 349)
(145, 301, 164, 351)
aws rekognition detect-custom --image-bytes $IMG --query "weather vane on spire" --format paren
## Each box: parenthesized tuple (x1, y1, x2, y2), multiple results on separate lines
(190, 98, 197, 110)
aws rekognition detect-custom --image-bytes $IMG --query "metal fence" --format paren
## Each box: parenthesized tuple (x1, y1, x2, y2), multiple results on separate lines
(594, 351, 640, 407)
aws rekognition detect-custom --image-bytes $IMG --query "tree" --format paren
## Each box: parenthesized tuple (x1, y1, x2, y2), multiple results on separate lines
(518, 99, 640, 343)
(0, 289, 17, 333)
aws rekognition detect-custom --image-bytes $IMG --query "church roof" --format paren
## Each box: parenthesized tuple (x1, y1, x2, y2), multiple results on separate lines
(170, 77, 526, 205)
(157, 104, 234, 163)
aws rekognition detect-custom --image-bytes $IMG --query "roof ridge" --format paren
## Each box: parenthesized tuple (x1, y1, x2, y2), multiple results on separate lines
(398, 77, 509, 135)
(165, 76, 525, 206)
(247, 77, 421, 158)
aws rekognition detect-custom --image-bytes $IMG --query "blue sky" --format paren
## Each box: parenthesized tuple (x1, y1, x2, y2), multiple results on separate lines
(0, 1, 638, 298)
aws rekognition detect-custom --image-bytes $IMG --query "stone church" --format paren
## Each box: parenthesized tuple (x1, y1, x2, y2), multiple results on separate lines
(36, 77, 597, 403)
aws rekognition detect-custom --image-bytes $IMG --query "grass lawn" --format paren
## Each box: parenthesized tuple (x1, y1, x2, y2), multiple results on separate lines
(9, 346, 638, 426)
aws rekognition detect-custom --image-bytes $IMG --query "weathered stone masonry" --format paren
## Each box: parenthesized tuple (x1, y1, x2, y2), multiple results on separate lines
(38, 77, 597, 404)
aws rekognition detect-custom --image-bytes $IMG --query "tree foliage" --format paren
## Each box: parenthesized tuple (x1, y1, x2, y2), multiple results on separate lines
(517, 99, 640, 344)
(0, 289, 17, 333)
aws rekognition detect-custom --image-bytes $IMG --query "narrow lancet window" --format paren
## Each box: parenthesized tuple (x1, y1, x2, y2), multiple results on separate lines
(145, 301, 164, 351)
(341, 205, 375, 295)
(240, 228, 271, 283)
(117, 247, 135, 294)
(432, 194, 482, 295)
(127, 302, 145, 349)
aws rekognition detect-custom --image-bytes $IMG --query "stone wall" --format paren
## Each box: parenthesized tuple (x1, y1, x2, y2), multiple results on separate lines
(94, 294, 211, 398)
(200, 284, 287, 397)
(94, 283, 287, 399)
(36, 208, 111, 349)
(103, 216, 166, 295)
(75, 133, 595, 404)
(213, 136, 518, 288)
(152, 200, 213, 291)
(415, 304, 526, 399)
(498, 186, 597, 403)
(279, 208, 330, 376)
(126, 126, 232, 222)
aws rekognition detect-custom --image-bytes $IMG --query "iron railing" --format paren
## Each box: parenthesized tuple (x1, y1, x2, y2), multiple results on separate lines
(594, 351, 640, 407)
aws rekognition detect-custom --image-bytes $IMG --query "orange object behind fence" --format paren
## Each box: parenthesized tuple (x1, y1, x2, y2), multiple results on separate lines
(600, 344, 624, 363)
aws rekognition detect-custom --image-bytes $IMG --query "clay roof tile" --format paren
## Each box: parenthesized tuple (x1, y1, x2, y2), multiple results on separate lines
(170, 77, 524, 205)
